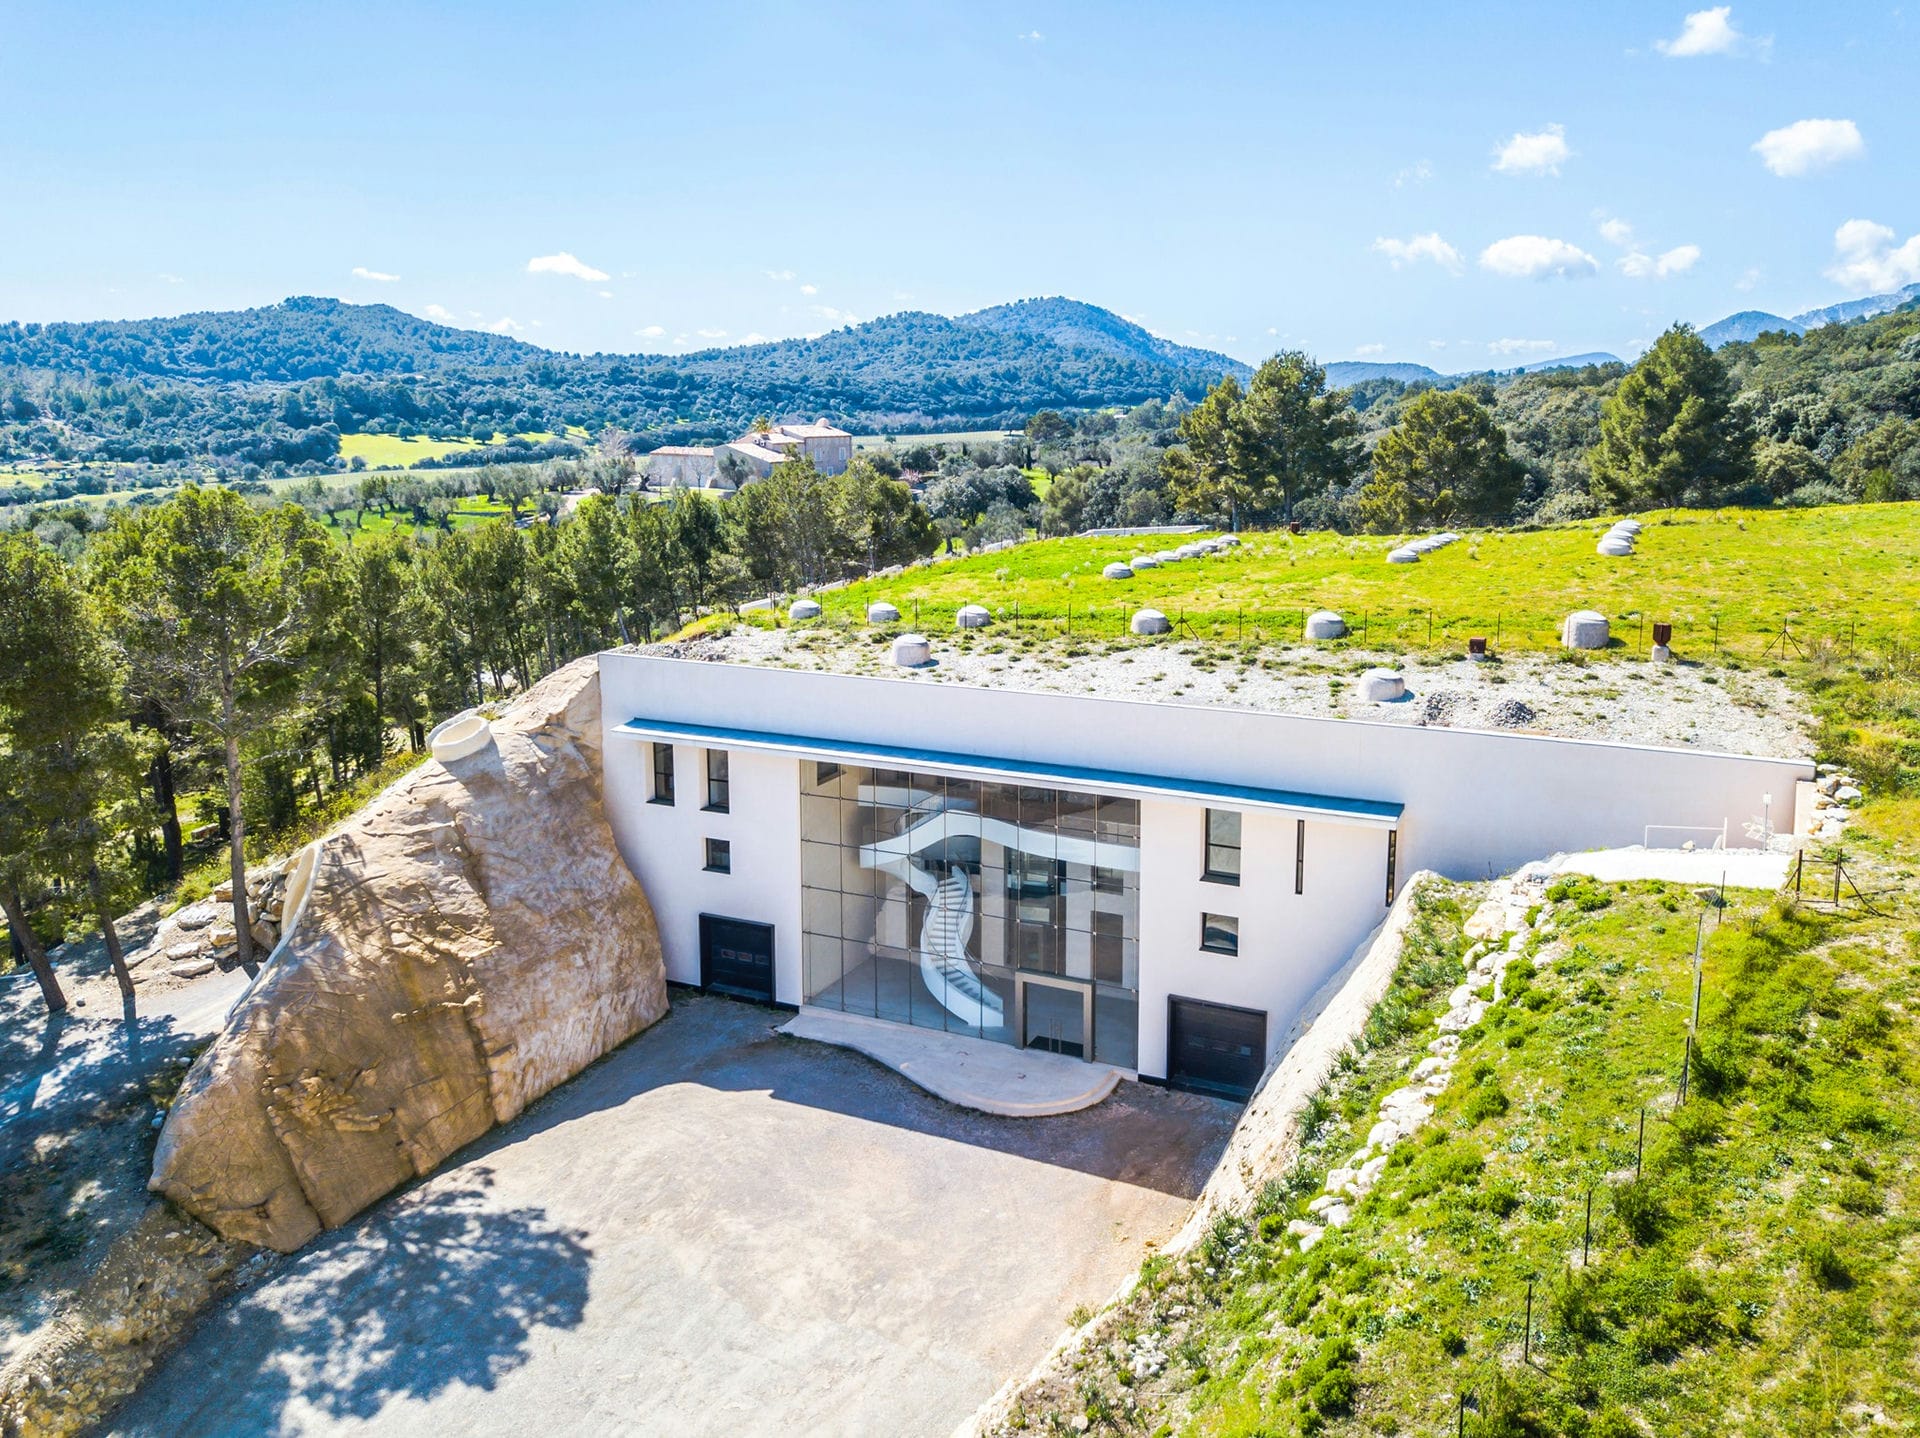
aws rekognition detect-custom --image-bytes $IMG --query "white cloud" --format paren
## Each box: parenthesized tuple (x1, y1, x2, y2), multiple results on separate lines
(1734, 266, 1763, 291)
(1825, 219, 1920, 292)
(1752, 118, 1864, 177)
(695, 327, 728, 340)
(352, 266, 400, 283)
(598, 289, 614, 299)
(799, 282, 819, 296)
(526, 252, 610, 282)
(158, 272, 185, 284)
(1393, 159, 1433, 188)
(1018, 29, 1043, 41)
(1488, 338, 1557, 356)
(486, 317, 525, 334)
(1618, 243, 1702, 278)
(740, 332, 769, 345)
(1353, 343, 1387, 357)
(636, 324, 667, 339)
(1479, 235, 1599, 279)
(809, 304, 861, 325)
(1656, 6, 1765, 57)
(1371, 231, 1465, 274)
(1493, 123, 1571, 176)
(764, 268, 795, 281)
(1598, 217, 1636, 248)
(423, 304, 454, 322)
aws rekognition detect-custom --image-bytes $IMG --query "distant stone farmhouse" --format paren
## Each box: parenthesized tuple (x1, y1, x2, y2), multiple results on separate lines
(645, 419, 854, 490)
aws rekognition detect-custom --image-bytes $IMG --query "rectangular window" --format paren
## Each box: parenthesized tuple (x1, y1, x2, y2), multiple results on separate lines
(1295, 818, 1306, 895)
(704, 837, 731, 873)
(1385, 830, 1398, 906)
(650, 743, 675, 805)
(1203, 808, 1241, 885)
(705, 748, 730, 812)
(1092, 911, 1125, 984)
(1093, 865, 1125, 895)
(1200, 911, 1239, 956)
(815, 760, 843, 786)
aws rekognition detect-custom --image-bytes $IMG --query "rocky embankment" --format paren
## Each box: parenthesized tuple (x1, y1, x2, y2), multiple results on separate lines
(124, 861, 298, 990)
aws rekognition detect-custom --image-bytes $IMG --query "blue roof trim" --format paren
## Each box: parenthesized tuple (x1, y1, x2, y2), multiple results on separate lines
(614, 716, 1403, 826)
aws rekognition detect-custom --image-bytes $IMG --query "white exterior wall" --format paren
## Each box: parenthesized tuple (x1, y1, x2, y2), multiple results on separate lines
(602, 738, 804, 1003)
(1136, 804, 1390, 1076)
(598, 653, 1812, 1081)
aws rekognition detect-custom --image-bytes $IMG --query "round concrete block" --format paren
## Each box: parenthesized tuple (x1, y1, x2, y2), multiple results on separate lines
(1102, 562, 1134, 580)
(1153, 550, 1180, 565)
(1357, 668, 1407, 702)
(1304, 608, 1347, 640)
(788, 599, 822, 622)
(1220, 534, 1240, 546)
(1387, 546, 1421, 564)
(1130, 608, 1172, 636)
(891, 633, 932, 667)
(429, 712, 493, 763)
(866, 601, 901, 624)
(955, 604, 992, 629)
(1613, 518, 1642, 534)
(1562, 609, 1610, 649)
(1596, 535, 1634, 557)
(1130, 554, 1160, 570)
(1176, 543, 1203, 559)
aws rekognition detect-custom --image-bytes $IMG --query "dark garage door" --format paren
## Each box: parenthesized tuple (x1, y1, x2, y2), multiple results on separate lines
(1167, 997, 1266, 1102)
(700, 915, 776, 1003)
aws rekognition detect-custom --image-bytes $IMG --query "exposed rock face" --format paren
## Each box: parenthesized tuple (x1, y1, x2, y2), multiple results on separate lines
(150, 659, 668, 1252)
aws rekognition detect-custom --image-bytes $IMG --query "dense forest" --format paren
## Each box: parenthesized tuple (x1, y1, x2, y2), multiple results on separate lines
(0, 297, 1243, 484)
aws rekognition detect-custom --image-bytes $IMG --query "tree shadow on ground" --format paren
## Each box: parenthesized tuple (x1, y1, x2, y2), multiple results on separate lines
(113, 1167, 591, 1434)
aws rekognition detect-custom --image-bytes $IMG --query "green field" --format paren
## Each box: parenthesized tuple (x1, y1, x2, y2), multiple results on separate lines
(337, 429, 557, 469)
(779, 506, 1920, 659)
(852, 428, 1022, 452)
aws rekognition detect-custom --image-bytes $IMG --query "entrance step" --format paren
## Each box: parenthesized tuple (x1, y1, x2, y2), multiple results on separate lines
(779, 1007, 1121, 1117)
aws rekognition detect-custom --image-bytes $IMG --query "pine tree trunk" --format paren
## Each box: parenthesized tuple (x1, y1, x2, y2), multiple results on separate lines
(152, 738, 184, 882)
(88, 866, 134, 1003)
(223, 726, 255, 969)
(2, 885, 66, 1014)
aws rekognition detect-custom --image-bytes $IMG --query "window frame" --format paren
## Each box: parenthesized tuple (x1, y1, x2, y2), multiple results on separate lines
(1199, 911, 1240, 956)
(704, 837, 732, 874)
(1294, 818, 1306, 895)
(1201, 807, 1242, 886)
(650, 743, 675, 806)
(704, 748, 730, 813)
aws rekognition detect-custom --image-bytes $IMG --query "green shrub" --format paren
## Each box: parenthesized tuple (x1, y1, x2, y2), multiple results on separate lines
(1462, 1082, 1512, 1125)
(1668, 1100, 1725, 1150)
(1611, 1179, 1668, 1246)
(1478, 1179, 1523, 1217)
(1804, 1237, 1852, 1289)
(1438, 1323, 1467, 1356)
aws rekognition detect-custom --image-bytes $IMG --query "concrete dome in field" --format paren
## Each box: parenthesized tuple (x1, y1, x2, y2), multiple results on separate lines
(1387, 546, 1420, 564)
(1597, 535, 1634, 557)
(1304, 609, 1347, 641)
(891, 633, 931, 667)
(1357, 668, 1406, 702)
(1130, 608, 1171, 636)
(1130, 554, 1160, 569)
(1152, 550, 1180, 565)
(1102, 562, 1134, 580)
(955, 604, 992, 629)
(1562, 610, 1610, 649)
(866, 601, 901, 624)
(788, 599, 822, 622)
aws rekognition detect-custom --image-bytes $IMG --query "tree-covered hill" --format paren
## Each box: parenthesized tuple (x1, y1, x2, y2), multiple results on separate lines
(0, 296, 1246, 477)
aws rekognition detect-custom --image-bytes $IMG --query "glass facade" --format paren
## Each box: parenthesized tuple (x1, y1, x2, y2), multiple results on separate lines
(800, 762, 1141, 1069)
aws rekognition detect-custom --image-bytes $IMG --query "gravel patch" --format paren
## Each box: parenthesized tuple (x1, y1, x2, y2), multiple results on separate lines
(647, 628, 1814, 757)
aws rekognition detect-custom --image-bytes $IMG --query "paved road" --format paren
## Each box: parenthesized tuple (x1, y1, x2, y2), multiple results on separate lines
(110, 994, 1236, 1437)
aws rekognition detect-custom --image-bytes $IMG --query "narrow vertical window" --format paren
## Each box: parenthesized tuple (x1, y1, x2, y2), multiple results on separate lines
(705, 748, 730, 812)
(1295, 818, 1305, 895)
(1385, 830, 1398, 906)
(1202, 808, 1241, 885)
(651, 743, 675, 805)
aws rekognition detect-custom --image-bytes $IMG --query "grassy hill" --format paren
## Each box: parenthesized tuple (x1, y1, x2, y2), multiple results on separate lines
(770, 505, 1920, 660)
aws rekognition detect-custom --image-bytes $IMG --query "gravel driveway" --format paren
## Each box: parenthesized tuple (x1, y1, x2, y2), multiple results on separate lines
(109, 993, 1235, 1437)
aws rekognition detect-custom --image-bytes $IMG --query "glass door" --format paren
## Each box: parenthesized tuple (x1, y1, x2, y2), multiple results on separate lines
(1019, 973, 1092, 1059)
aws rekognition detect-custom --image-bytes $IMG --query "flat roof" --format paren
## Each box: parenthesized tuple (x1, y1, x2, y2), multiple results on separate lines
(613, 716, 1404, 826)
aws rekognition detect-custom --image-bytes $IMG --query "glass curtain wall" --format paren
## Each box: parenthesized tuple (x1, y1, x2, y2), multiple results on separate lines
(800, 762, 1140, 1068)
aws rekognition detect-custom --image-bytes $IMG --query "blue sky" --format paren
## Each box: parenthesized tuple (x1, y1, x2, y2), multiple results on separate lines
(2, 1, 1915, 369)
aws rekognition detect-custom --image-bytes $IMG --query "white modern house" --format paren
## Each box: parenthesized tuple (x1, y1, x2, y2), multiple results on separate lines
(644, 420, 854, 490)
(598, 653, 1811, 1100)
